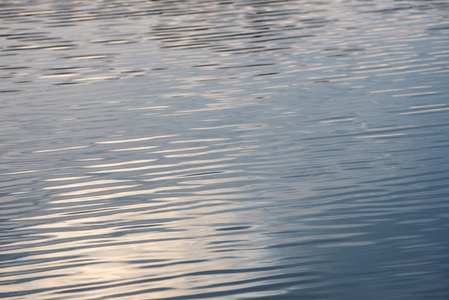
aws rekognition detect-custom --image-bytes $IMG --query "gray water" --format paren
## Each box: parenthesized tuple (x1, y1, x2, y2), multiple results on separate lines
(1, 0, 449, 299)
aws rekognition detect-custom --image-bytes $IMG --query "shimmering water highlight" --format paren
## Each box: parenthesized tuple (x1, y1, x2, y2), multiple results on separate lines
(1, 0, 449, 299)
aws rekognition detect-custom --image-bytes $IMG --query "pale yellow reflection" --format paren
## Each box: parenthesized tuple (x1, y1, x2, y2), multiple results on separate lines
(4, 196, 271, 300)
(50, 185, 202, 204)
(400, 107, 449, 115)
(96, 134, 177, 144)
(57, 185, 140, 196)
(88, 157, 235, 174)
(33, 146, 88, 153)
(45, 176, 92, 182)
(356, 133, 406, 139)
(84, 159, 157, 168)
(44, 179, 130, 190)
(110, 146, 158, 152)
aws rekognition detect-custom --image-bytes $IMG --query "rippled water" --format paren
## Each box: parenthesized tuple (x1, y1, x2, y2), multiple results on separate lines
(1, 0, 449, 299)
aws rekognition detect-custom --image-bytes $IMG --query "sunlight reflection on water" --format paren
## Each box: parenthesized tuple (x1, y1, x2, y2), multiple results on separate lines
(1, 0, 449, 299)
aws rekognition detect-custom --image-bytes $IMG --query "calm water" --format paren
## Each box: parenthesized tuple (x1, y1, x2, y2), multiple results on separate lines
(1, 0, 449, 299)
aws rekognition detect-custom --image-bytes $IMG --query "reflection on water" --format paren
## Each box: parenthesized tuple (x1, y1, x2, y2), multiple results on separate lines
(1, 0, 449, 299)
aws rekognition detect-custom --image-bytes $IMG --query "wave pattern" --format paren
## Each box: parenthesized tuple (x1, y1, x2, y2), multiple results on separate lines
(1, 0, 449, 299)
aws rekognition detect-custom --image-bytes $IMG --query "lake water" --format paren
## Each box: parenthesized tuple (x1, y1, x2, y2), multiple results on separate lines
(1, 0, 449, 299)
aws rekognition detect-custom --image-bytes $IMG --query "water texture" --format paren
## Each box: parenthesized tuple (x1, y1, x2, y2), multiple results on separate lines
(1, 0, 449, 299)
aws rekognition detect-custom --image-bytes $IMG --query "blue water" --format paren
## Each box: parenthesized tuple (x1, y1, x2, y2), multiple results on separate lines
(1, 0, 449, 299)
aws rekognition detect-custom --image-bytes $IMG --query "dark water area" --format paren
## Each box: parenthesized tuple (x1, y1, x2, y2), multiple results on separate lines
(1, 0, 449, 299)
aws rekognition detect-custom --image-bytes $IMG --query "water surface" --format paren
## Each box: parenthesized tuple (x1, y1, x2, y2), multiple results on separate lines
(1, 0, 449, 299)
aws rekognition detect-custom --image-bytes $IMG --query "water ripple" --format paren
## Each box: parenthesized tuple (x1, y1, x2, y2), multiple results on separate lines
(1, 0, 449, 299)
